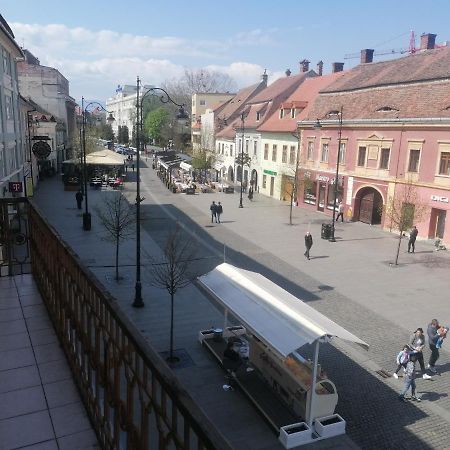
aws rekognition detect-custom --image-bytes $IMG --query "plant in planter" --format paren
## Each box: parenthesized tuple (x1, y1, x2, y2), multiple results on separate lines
(279, 422, 312, 448)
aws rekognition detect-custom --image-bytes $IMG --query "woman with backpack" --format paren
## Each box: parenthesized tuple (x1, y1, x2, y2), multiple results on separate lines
(410, 328, 432, 379)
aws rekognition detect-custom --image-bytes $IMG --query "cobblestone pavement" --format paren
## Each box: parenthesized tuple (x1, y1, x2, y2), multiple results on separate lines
(34, 165, 450, 450)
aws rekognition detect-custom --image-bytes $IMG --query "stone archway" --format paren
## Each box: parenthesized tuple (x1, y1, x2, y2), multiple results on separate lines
(354, 186, 383, 225)
(227, 166, 234, 182)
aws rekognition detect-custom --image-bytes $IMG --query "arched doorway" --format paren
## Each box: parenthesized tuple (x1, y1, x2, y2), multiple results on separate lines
(355, 187, 383, 225)
(227, 166, 234, 182)
(237, 165, 243, 182)
(250, 169, 258, 190)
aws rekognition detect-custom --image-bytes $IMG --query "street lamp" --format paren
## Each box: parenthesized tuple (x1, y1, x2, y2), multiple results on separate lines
(239, 112, 245, 208)
(81, 97, 115, 230)
(314, 106, 343, 242)
(132, 76, 188, 308)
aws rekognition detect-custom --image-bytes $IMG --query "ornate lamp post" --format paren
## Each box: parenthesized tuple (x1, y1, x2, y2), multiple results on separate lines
(239, 112, 245, 208)
(132, 77, 188, 308)
(81, 97, 115, 230)
(314, 106, 343, 242)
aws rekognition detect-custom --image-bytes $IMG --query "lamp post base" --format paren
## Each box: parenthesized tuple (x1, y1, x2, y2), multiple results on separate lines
(82, 212, 91, 231)
(328, 236, 336, 242)
(239, 203, 243, 208)
(132, 282, 144, 308)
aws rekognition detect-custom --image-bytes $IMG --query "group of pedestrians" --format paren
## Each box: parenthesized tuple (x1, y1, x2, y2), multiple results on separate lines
(396, 319, 448, 402)
(209, 201, 224, 224)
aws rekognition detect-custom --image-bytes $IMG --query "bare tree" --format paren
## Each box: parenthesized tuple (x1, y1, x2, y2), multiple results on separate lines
(149, 225, 197, 362)
(94, 192, 135, 280)
(383, 180, 429, 265)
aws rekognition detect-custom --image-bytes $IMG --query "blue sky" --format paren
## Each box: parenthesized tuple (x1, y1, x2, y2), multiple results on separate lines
(2, 0, 449, 102)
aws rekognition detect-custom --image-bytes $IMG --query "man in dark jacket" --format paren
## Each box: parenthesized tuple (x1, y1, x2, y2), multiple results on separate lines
(216, 202, 223, 223)
(75, 190, 84, 210)
(408, 226, 418, 253)
(210, 201, 217, 223)
(427, 319, 440, 373)
(304, 231, 313, 260)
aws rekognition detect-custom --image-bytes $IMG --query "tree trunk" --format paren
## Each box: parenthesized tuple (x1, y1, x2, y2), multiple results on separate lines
(289, 190, 294, 225)
(115, 234, 120, 280)
(395, 230, 403, 265)
(169, 292, 174, 360)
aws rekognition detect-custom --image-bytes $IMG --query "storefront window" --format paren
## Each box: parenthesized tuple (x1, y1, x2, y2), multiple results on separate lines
(303, 179, 317, 204)
(327, 183, 343, 209)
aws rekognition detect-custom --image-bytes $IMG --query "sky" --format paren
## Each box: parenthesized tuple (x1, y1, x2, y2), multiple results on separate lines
(2, 0, 450, 103)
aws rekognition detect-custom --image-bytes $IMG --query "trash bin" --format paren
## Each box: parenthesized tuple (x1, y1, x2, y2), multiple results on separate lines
(213, 328, 223, 342)
(321, 223, 332, 239)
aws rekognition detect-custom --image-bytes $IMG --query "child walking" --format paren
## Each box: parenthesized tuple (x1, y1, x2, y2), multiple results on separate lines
(393, 345, 410, 379)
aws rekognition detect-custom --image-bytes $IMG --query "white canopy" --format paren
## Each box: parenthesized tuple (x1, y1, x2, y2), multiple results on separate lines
(180, 162, 192, 171)
(64, 149, 125, 166)
(197, 263, 368, 357)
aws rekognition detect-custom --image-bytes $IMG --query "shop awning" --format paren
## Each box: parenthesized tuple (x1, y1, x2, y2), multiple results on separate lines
(214, 162, 226, 171)
(180, 162, 192, 171)
(63, 149, 125, 166)
(197, 263, 369, 357)
(159, 161, 169, 170)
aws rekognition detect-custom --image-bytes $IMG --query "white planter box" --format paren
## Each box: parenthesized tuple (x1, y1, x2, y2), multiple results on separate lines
(279, 422, 312, 448)
(198, 329, 215, 343)
(314, 414, 346, 438)
(223, 326, 246, 338)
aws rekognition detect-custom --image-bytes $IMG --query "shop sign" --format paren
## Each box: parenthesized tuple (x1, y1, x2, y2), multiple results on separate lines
(9, 182, 23, 193)
(431, 195, 449, 203)
(264, 169, 277, 176)
(316, 175, 329, 182)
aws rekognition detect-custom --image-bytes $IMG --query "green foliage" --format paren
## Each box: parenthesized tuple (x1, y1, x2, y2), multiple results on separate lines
(117, 126, 129, 144)
(144, 107, 170, 144)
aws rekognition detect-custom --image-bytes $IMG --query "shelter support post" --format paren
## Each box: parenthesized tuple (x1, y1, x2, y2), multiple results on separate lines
(307, 339, 320, 428)
(223, 309, 228, 331)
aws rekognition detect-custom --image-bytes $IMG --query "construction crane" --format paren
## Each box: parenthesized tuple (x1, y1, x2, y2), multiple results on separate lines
(344, 30, 417, 60)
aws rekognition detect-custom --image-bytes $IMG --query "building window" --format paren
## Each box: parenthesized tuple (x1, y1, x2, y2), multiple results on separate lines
(282, 145, 288, 163)
(5, 94, 13, 120)
(263, 174, 267, 188)
(245, 140, 249, 154)
(321, 143, 329, 162)
(289, 146, 296, 164)
(439, 152, 450, 175)
(408, 149, 420, 172)
(357, 146, 366, 167)
(272, 145, 277, 162)
(230, 144, 233, 156)
(253, 141, 257, 156)
(307, 141, 314, 160)
(256, 112, 261, 121)
(239, 139, 242, 152)
(379, 148, 390, 169)
(199, 100, 206, 106)
(339, 142, 346, 164)
(221, 143, 224, 154)
(264, 144, 269, 160)
(291, 109, 296, 119)
(279, 109, 284, 119)
(2, 49, 11, 75)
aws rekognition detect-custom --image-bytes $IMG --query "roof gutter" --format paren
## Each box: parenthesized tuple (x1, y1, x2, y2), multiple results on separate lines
(298, 117, 450, 127)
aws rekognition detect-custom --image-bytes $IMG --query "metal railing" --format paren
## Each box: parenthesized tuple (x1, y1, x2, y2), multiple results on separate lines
(28, 202, 232, 450)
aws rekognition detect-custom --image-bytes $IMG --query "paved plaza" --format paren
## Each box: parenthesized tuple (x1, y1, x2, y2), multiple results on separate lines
(31, 162, 450, 450)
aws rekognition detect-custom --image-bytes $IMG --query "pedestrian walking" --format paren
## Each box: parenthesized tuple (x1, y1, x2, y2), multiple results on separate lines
(336, 202, 344, 222)
(210, 201, 218, 223)
(304, 231, 313, 260)
(75, 190, 84, 210)
(393, 345, 410, 379)
(132, 164, 135, 172)
(410, 328, 432, 379)
(398, 354, 421, 402)
(248, 187, 253, 201)
(217, 202, 223, 223)
(427, 318, 443, 373)
(408, 226, 418, 253)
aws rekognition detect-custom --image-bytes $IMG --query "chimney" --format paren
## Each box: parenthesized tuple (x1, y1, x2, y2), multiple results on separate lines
(420, 33, 437, 50)
(285, 68, 291, 77)
(360, 49, 374, 64)
(299, 59, 310, 73)
(316, 60, 323, 76)
(261, 69, 268, 86)
(332, 62, 344, 73)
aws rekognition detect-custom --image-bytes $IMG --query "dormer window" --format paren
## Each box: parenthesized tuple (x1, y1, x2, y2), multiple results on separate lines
(376, 106, 399, 112)
(279, 109, 284, 119)
(291, 109, 296, 119)
(256, 112, 261, 121)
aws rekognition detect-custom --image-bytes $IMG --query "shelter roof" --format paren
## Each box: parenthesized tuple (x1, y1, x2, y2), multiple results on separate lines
(197, 263, 368, 357)
(63, 149, 125, 166)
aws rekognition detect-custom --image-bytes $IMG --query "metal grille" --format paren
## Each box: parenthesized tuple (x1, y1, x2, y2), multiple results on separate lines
(29, 203, 232, 450)
(0, 198, 31, 276)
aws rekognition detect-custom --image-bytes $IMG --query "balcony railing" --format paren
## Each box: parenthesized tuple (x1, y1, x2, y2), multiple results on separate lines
(27, 201, 232, 450)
